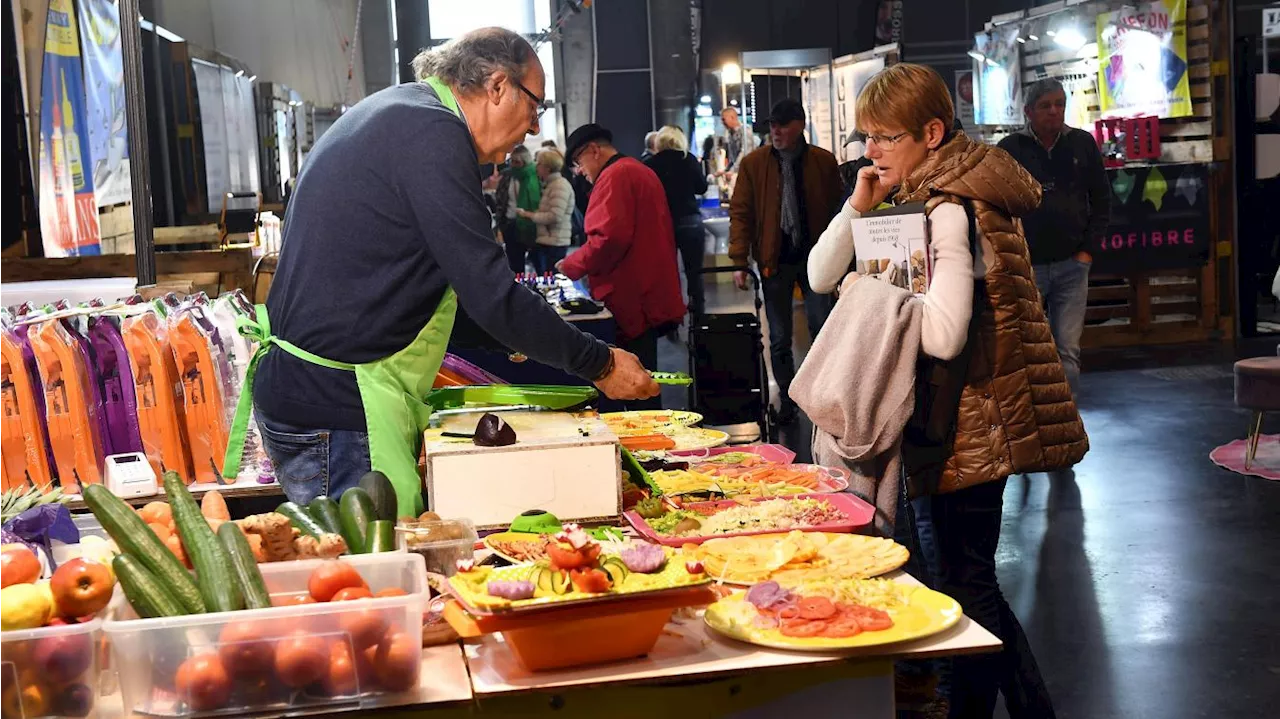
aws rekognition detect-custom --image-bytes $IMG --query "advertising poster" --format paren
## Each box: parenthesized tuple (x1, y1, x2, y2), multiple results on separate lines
(954, 70, 975, 128)
(833, 56, 885, 160)
(77, 0, 131, 208)
(1093, 163, 1208, 273)
(805, 66, 834, 155)
(1096, 0, 1191, 119)
(38, 0, 101, 257)
(973, 25, 1022, 126)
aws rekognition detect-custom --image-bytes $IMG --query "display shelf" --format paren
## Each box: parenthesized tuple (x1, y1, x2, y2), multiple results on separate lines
(63, 476, 283, 510)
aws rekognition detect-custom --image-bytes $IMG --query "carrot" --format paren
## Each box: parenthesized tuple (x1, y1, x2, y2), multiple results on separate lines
(148, 522, 173, 543)
(621, 435, 677, 451)
(165, 532, 191, 569)
(201, 490, 230, 521)
(139, 500, 172, 526)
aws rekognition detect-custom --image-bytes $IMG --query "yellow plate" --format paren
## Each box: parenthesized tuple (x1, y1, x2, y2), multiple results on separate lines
(601, 410, 705, 436)
(668, 427, 730, 450)
(703, 586, 961, 650)
(482, 532, 549, 564)
(686, 531, 910, 586)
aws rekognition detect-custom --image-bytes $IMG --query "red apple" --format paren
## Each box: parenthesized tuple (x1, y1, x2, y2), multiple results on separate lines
(1, 544, 41, 587)
(32, 632, 92, 686)
(49, 559, 113, 618)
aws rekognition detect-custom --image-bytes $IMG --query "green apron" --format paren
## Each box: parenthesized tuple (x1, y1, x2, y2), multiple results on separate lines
(222, 77, 464, 517)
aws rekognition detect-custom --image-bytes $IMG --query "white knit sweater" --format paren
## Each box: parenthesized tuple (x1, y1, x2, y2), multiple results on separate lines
(808, 201, 995, 361)
(527, 175, 574, 247)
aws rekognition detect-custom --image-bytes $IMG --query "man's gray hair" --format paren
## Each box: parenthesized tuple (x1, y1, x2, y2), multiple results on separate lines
(644, 131, 659, 151)
(509, 145, 533, 165)
(1024, 78, 1065, 109)
(411, 27, 537, 94)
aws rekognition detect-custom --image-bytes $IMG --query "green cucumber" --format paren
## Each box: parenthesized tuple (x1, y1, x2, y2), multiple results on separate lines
(532, 565, 553, 594)
(358, 471, 398, 522)
(83, 483, 204, 614)
(365, 520, 395, 553)
(339, 488, 377, 554)
(600, 556, 630, 587)
(113, 554, 187, 618)
(276, 501, 325, 538)
(164, 471, 244, 613)
(306, 496, 342, 534)
(550, 570, 572, 595)
(217, 522, 272, 609)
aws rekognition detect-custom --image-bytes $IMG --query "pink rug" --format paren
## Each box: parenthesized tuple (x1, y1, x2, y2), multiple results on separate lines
(1209, 434, 1280, 480)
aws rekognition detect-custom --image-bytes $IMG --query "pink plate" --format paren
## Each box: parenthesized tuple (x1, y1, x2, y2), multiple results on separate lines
(681, 463, 851, 494)
(624, 493, 875, 547)
(666, 444, 797, 464)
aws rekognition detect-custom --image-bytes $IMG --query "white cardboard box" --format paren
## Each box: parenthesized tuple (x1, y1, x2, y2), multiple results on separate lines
(423, 412, 621, 529)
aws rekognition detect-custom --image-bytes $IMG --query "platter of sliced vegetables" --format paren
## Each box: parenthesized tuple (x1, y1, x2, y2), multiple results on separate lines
(449, 524, 709, 614)
(703, 578, 961, 650)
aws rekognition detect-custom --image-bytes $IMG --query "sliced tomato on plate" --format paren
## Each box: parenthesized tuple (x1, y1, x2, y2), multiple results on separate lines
(818, 618, 863, 638)
(779, 619, 826, 637)
(845, 604, 894, 632)
(797, 596, 837, 620)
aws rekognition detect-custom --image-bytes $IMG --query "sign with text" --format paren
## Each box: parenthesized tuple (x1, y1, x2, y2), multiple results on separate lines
(1096, 0, 1192, 119)
(1093, 163, 1209, 274)
(1264, 6, 1280, 39)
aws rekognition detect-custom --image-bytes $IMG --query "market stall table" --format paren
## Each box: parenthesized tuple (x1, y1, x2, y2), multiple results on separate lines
(449, 569, 998, 718)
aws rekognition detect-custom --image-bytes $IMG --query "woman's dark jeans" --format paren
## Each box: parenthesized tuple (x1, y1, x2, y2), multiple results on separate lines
(928, 478, 1057, 719)
(673, 217, 706, 315)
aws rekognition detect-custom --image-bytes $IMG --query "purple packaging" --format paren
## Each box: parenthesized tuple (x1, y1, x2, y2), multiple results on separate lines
(88, 315, 143, 455)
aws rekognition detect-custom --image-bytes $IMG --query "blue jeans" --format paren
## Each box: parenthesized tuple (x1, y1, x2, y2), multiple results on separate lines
(760, 262, 834, 410)
(531, 245, 567, 275)
(256, 414, 371, 505)
(1033, 258, 1090, 395)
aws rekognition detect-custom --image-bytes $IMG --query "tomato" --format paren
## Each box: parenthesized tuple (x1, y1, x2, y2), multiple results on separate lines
(819, 619, 863, 638)
(848, 605, 893, 632)
(545, 542, 601, 571)
(339, 608, 388, 650)
(174, 653, 232, 712)
(218, 621, 276, 677)
(374, 630, 419, 692)
(331, 586, 374, 601)
(569, 568, 611, 594)
(796, 596, 836, 621)
(778, 619, 825, 637)
(273, 632, 328, 688)
(322, 640, 359, 697)
(308, 562, 368, 602)
(374, 587, 408, 598)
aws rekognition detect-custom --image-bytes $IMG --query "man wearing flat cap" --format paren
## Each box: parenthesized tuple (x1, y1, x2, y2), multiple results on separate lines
(728, 98, 841, 424)
(559, 123, 686, 409)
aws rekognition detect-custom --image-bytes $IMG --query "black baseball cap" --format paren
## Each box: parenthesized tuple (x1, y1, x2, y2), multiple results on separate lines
(768, 98, 806, 126)
(565, 123, 613, 163)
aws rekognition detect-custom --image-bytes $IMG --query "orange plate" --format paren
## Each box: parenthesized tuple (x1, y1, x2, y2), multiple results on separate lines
(444, 586, 715, 671)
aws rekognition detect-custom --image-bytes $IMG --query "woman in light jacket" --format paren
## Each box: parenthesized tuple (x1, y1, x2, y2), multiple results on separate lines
(806, 63, 1088, 719)
(518, 150, 574, 275)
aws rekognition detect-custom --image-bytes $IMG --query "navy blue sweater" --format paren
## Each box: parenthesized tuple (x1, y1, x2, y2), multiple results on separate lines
(254, 83, 610, 430)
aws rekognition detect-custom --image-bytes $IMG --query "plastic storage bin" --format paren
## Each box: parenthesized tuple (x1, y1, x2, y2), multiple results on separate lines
(1, 617, 103, 718)
(103, 553, 427, 717)
(395, 518, 476, 577)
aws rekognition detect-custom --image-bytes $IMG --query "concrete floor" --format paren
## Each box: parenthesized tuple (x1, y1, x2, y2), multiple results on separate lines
(656, 281, 1280, 719)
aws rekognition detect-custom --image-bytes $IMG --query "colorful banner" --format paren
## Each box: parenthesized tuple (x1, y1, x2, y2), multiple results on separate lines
(77, 0, 131, 208)
(1096, 0, 1192, 119)
(1093, 163, 1208, 273)
(874, 1, 903, 46)
(954, 70, 975, 128)
(38, 0, 101, 257)
(973, 25, 1022, 126)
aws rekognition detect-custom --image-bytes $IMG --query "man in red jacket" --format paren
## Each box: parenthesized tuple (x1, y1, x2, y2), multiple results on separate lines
(559, 124, 686, 409)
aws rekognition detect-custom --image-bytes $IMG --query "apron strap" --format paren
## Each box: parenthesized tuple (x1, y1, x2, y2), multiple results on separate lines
(221, 307, 356, 479)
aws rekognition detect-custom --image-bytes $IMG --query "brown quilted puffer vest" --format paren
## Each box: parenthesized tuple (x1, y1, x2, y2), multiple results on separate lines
(898, 133, 1089, 493)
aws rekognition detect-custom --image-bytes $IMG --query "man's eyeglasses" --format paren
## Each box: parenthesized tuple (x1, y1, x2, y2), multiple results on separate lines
(512, 78, 549, 120)
(865, 131, 910, 150)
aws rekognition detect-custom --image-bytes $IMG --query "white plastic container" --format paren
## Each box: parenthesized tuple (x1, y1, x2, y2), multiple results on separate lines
(395, 518, 477, 577)
(0, 617, 103, 718)
(103, 553, 428, 717)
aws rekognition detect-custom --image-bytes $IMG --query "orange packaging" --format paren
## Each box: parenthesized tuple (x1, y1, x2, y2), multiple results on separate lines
(169, 314, 229, 485)
(123, 313, 194, 483)
(28, 320, 104, 489)
(0, 331, 55, 491)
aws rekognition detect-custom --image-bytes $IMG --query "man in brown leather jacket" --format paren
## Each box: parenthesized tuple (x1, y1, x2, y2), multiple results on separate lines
(728, 99, 842, 423)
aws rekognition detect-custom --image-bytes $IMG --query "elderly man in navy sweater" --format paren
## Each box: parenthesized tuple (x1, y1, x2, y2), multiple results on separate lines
(232, 28, 659, 514)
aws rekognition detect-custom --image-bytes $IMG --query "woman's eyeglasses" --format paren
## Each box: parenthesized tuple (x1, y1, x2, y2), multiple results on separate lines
(865, 131, 910, 150)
